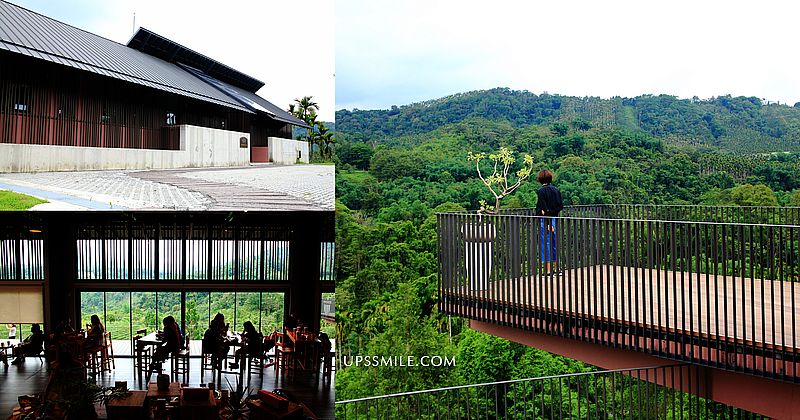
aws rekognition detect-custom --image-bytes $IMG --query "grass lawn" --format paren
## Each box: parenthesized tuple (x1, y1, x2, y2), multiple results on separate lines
(0, 190, 47, 210)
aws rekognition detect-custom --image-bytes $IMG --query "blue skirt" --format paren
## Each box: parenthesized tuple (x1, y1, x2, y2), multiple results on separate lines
(539, 218, 557, 262)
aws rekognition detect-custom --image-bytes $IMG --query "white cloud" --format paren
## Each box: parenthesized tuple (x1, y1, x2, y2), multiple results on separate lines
(337, 0, 800, 110)
(12, 0, 335, 120)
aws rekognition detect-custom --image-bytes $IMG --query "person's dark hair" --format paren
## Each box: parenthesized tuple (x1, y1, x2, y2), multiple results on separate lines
(163, 316, 176, 326)
(537, 170, 553, 184)
(243, 321, 256, 334)
(213, 313, 225, 325)
(90, 314, 101, 326)
(31, 323, 41, 333)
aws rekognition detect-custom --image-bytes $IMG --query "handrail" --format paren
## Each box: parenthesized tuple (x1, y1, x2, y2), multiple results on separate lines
(336, 364, 684, 404)
(336, 364, 767, 418)
(437, 211, 800, 229)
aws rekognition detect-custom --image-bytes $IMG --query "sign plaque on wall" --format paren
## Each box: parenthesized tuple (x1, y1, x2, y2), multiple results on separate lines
(239, 137, 248, 148)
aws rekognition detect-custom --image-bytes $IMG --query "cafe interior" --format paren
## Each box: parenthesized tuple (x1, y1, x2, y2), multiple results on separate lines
(0, 211, 335, 419)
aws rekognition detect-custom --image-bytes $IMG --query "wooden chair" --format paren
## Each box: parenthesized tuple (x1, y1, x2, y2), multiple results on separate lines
(171, 334, 190, 384)
(274, 333, 295, 379)
(200, 353, 216, 383)
(101, 331, 115, 372)
(243, 335, 267, 381)
(133, 333, 151, 383)
(85, 343, 104, 377)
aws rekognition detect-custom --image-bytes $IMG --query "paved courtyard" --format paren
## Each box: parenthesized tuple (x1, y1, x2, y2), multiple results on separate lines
(0, 164, 334, 211)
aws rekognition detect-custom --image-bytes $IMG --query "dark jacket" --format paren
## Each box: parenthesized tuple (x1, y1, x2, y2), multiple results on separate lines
(535, 184, 563, 217)
(202, 328, 217, 354)
(163, 323, 183, 354)
(244, 330, 263, 355)
(22, 331, 45, 355)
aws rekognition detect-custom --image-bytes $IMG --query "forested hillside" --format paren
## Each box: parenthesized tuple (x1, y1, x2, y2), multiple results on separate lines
(336, 88, 800, 153)
(334, 89, 800, 410)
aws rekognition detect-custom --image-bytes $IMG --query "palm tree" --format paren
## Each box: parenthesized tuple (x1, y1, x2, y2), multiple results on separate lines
(290, 96, 320, 159)
(315, 122, 335, 160)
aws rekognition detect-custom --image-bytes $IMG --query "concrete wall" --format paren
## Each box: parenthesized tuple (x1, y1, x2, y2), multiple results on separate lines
(0, 124, 250, 172)
(268, 137, 309, 165)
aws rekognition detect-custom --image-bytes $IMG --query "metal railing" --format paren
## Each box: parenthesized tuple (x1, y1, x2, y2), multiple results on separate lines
(561, 204, 800, 226)
(336, 365, 766, 419)
(437, 209, 800, 383)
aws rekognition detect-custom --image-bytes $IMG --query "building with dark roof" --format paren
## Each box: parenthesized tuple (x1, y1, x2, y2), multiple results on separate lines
(0, 1, 309, 171)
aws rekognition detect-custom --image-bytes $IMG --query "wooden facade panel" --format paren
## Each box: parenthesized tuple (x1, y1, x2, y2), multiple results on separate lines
(0, 53, 292, 152)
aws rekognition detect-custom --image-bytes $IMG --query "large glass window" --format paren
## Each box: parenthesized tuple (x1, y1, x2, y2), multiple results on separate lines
(186, 239, 208, 280)
(185, 292, 210, 341)
(210, 292, 235, 329)
(80, 291, 104, 329)
(234, 292, 260, 332)
(79, 291, 284, 356)
(104, 292, 131, 342)
(320, 242, 335, 282)
(156, 292, 182, 331)
(131, 292, 157, 337)
(159, 239, 183, 280)
(1, 238, 45, 281)
(260, 292, 284, 334)
(76, 231, 290, 282)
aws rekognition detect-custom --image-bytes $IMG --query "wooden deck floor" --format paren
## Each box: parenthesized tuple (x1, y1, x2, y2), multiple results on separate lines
(446, 264, 800, 350)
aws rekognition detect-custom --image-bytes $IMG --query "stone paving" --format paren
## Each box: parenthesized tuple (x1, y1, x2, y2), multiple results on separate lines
(179, 165, 335, 210)
(0, 164, 334, 211)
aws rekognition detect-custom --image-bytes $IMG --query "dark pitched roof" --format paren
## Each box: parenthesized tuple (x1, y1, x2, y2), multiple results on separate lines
(127, 28, 264, 93)
(0, 0, 306, 127)
(180, 64, 307, 126)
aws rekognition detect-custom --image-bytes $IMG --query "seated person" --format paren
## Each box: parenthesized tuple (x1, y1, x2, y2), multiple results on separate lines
(212, 312, 229, 334)
(84, 315, 105, 349)
(153, 316, 183, 363)
(234, 321, 263, 363)
(10, 324, 45, 364)
(203, 318, 222, 369)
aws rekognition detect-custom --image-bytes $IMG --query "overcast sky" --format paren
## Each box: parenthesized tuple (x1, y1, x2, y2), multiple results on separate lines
(337, 0, 800, 111)
(11, 0, 335, 120)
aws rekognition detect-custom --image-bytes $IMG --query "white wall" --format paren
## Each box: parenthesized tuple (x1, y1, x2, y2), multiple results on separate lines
(0, 124, 250, 172)
(267, 137, 310, 165)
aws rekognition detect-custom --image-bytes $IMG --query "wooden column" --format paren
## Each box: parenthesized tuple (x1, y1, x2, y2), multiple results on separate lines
(43, 215, 79, 331)
(287, 214, 323, 333)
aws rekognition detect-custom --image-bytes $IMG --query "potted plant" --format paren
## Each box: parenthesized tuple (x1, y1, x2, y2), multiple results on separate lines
(464, 147, 534, 291)
(37, 367, 130, 419)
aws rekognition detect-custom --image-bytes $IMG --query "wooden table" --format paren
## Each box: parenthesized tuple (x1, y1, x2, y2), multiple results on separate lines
(179, 388, 218, 420)
(286, 330, 321, 371)
(146, 381, 181, 400)
(216, 332, 246, 384)
(106, 390, 147, 420)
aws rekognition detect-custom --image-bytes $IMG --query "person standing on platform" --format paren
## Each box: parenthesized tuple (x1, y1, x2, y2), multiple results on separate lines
(534, 169, 563, 275)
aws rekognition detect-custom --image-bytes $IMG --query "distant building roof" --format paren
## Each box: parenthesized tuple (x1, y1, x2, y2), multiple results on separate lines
(0, 0, 306, 127)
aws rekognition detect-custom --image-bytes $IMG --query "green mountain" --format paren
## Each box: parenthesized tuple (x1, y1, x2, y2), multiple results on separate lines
(336, 88, 800, 153)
